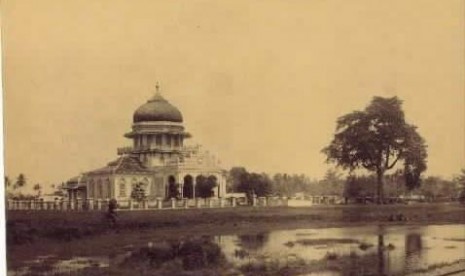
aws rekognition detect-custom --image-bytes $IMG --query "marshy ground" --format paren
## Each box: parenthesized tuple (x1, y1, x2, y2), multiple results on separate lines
(6, 203, 465, 275)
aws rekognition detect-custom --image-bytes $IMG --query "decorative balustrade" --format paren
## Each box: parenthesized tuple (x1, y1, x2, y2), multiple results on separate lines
(6, 195, 344, 212)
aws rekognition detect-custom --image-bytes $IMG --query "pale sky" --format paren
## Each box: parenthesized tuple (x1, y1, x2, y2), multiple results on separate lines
(2, 0, 464, 190)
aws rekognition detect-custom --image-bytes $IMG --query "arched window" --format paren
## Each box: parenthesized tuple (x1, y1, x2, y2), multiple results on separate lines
(166, 135, 172, 147)
(97, 179, 103, 199)
(183, 175, 194, 199)
(167, 175, 177, 199)
(131, 178, 138, 189)
(88, 180, 94, 198)
(174, 135, 179, 147)
(106, 179, 111, 198)
(93, 179, 98, 198)
(142, 177, 149, 192)
(119, 178, 126, 197)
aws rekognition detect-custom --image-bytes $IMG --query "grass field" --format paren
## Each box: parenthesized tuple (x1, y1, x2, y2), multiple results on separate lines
(7, 203, 465, 244)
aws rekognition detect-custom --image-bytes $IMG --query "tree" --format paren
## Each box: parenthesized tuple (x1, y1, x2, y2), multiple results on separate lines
(236, 172, 272, 203)
(195, 175, 217, 198)
(14, 174, 27, 191)
(4, 176, 11, 189)
(320, 169, 345, 195)
(130, 182, 146, 202)
(228, 167, 248, 192)
(344, 174, 377, 200)
(456, 169, 465, 203)
(323, 96, 427, 204)
(33, 183, 42, 197)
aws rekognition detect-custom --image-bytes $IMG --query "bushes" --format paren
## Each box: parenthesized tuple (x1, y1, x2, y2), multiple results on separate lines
(120, 238, 226, 272)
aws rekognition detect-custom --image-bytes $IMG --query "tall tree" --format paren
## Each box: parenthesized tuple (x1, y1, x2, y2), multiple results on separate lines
(195, 175, 217, 198)
(15, 173, 27, 191)
(456, 169, 465, 203)
(228, 167, 248, 192)
(4, 176, 11, 189)
(320, 169, 345, 195)
(323, 96, 427, 204)
(33, 183, 42, 197)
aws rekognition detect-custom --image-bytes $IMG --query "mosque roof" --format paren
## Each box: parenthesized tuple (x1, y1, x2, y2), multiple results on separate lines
(133, 86, 183, 123)
(85, 155, 151, 176)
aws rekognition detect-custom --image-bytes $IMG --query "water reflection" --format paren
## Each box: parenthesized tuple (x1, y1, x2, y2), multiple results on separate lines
(119, 237, 226, 271)
(237, 232, 269, 251)
(10, 224, 465, 276)
(404, 233, 423, 273)
(377, 230, 385, 276)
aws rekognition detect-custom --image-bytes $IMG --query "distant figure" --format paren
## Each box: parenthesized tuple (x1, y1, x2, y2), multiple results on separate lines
(106, 198, 118, 227)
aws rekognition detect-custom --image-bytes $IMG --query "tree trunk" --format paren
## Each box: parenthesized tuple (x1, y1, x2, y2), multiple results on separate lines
(376, 170, 384, 204)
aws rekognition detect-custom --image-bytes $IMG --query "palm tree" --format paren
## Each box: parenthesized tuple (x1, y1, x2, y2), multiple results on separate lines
(15, 174, 27, 192)
(4, 176, 11, 189)
(33, 183, 42, 197)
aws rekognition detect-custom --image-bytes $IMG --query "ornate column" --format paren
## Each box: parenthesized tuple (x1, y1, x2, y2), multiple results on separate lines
(192, 177, 196, 199)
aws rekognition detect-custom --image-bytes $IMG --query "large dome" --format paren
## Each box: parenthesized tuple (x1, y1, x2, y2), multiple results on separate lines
(133, 93, 183, 123)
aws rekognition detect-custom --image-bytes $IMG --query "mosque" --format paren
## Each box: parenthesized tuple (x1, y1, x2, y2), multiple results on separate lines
(65, 85, 227, 202)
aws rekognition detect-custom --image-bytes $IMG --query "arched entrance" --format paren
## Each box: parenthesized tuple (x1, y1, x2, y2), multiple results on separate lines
(195, 175, 217, 198)
(208, 175, 218, 197)
(167, 175, 178, 199)
(183, 175, 194, 199)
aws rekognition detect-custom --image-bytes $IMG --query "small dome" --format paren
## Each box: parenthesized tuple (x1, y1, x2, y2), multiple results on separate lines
(133, 93, 183, 123)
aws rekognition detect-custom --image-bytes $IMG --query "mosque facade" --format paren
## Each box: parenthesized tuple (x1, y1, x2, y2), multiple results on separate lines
(65, 86, 227, 202)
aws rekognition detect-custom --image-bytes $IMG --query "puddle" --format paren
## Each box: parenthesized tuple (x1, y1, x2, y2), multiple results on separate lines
(9, 224, 465, 275)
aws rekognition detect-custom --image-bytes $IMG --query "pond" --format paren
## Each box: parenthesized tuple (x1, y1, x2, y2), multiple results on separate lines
(8, 224, 465, 275)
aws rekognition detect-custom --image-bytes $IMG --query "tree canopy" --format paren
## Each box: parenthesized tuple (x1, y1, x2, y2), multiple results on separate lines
(33, 183, 42, 196)
(130, 182, 147, 202)
(456, 169, 465, 203)
(14, 173, 27, 190)
(323, 96, 427, 203)
(228, 167, 272, 203)
(195, 175, 217, 198)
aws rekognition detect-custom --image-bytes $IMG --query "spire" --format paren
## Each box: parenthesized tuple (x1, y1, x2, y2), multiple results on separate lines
(149, 81, 164, 102)
(155, 82, 161, 95)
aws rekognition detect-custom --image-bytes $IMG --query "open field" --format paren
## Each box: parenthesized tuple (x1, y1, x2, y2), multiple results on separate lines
(8, 203, 465, 244)
(6, 203, 465, 274)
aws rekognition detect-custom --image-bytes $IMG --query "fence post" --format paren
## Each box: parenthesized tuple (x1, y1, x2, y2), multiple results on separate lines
(219, 197, 224, 208)
(76, 199, 81, 211)
(157, 198, 162, 209)
(196, 198, 202, 208)
(184, 198, 189, 209)
(231, 197, 236, 207)
(253, 195, 257, 207)
(283, 196, 288, 207)
(171, 198, 176, 209)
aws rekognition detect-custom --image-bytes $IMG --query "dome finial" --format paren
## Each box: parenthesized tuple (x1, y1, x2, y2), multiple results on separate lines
(155, 82, 161, 95)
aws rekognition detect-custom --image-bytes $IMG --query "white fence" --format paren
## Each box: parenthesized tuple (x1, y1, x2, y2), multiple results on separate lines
(6, 196, 292, 211)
